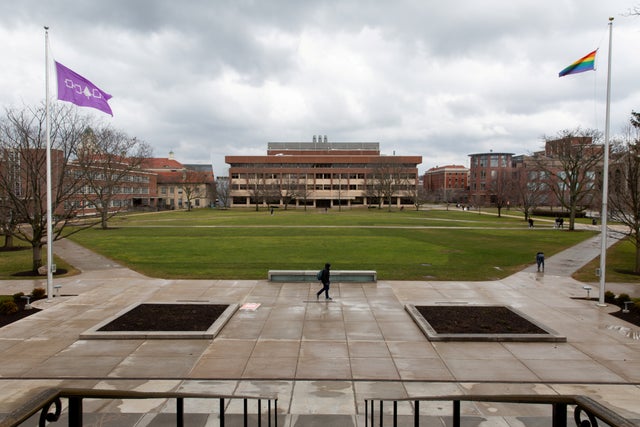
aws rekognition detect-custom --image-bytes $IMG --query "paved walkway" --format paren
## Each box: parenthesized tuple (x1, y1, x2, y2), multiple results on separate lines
(0, 232, 639, 426)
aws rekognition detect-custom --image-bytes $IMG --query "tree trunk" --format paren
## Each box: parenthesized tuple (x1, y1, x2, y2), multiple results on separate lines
(101, 210, 109, 229)
(635, 239, 640, 274)
(3, 233, 14, 248)
(569, 210, 576, 231)
(32, 243, 43, 272)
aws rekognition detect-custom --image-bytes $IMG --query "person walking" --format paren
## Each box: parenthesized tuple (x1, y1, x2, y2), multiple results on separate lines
(536, 252, 545, 272)
(316, 263, 332, 300)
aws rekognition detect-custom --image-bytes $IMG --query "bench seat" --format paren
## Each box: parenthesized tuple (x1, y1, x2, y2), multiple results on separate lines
(268, 270, 377, 283)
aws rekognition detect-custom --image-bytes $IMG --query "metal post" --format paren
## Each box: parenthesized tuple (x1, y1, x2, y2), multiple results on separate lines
(598, 17, 614, 306)
(453, 400, 461, 427)
(220, 398, 225, 427)
(44, 26, 54, 302)
(414, 400, 420, 427)
(176, 397, 183, 427)
(552, 402, 568, 427)
(68, 397, 83, 427)
(393, 400, 397, 427)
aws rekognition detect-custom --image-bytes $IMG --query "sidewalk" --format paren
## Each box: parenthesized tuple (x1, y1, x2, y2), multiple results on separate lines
(0, 235, 638, 426)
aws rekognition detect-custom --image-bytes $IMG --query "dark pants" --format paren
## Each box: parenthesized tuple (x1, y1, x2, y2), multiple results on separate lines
(317, 282, 330, 298)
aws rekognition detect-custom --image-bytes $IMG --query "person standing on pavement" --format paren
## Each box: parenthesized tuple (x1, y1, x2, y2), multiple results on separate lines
(316, 263, 332, 300)
(536, 252, 545, 272)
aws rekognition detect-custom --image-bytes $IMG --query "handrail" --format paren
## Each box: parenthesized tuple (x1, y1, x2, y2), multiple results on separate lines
(364, 394, 637, 427)
(0, 387, 278, 427)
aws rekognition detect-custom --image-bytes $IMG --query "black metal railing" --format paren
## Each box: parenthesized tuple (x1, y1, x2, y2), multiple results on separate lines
(0, 387, 278, 427)
(364, 394, 637, 427)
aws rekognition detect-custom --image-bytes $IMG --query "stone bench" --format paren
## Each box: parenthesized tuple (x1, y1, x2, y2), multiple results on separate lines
(268, 270, 377, 283)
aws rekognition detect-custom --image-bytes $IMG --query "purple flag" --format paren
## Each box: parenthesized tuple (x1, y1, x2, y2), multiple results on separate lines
(55, 61, 113, 116)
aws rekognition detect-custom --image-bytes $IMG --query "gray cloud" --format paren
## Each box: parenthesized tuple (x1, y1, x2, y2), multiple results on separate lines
(0, 0, 638, 176)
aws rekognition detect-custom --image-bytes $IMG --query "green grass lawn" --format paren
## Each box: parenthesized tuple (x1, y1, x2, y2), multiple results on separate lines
(0, 241, 78, 281)
(54, 208, 596, 281)
(573, 238, 640, 284)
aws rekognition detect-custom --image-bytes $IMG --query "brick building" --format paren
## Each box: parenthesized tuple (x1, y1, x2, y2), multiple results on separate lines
(225, 137, 422, 208)
(468, 151, 514, 205)
(141, 153, 215, 210)
(423, 164, 469, 203)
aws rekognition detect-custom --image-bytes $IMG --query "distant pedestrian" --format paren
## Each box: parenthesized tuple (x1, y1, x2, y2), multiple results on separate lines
(270, 207, 274, 215)
(558, 218, 564, 228)
(536, 252, 545, 272)
(528, 218, 534, 228)
(316, 263, 332, 300)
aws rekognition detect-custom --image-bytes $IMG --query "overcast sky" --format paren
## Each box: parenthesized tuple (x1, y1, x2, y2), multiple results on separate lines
(1, 1, 639, 175)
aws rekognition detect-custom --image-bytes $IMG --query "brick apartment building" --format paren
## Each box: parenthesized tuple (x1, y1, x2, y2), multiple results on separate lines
(468, 151, 514, 205)
(423, 164, 469, 203)
(225, 137, 422, 208)
(141, 153, 215, 210)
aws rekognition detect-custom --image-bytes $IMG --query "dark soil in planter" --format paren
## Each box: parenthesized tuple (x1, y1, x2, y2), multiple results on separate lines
(415, 305, 547, 334)
(0, 299, 43, 328)
(97, 303, 229, 332)
(12, 269, 68, 277)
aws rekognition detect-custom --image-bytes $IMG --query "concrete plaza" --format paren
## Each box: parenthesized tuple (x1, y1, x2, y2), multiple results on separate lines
(0, 231, 638, 426)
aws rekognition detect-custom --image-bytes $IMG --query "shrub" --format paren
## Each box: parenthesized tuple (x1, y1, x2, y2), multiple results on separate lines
(0, 300, 19, 315)
(616, 293, 631, 304)
(12, 292, 24, 303)
(604, 291, 616, 304)
(31, 287, 46, 299)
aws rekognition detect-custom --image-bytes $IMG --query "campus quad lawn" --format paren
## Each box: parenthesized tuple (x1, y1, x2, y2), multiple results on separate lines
(67, 209, 595, 281)
(573, 238, 640, 284)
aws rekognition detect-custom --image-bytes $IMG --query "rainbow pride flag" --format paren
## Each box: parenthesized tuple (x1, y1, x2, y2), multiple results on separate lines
(559, 50, 597, 77)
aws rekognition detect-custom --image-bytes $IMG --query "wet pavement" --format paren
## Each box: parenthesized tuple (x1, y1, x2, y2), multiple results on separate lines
(0, 229, 639, 426)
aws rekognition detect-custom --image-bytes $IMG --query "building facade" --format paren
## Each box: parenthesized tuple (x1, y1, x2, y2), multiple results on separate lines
(468, 151, 514, 205)
(225, 138, 422, 208)
(141, 154, 215, 210)
(423, 164, 469, 203)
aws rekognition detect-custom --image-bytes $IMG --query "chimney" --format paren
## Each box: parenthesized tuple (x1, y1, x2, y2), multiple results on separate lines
(312, 135, 317, 143)
(324, 135, 328, 143)
(169, 150, 175, 160)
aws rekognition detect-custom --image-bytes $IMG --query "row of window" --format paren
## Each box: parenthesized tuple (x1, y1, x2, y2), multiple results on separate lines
(81, 186, 149, 195)
(229, 163, 417, 169)
(72, 171, 150, 183)
(470, 154, 510, 168)
(231, 173, 415, 181)
(65, 199, 132, 210)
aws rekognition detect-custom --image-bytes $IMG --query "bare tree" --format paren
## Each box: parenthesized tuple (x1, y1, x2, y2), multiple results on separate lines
(247, 169, 268, 211)
(407, 184, 428, 211)
(531, 128, 603, 230)
(609, 121, 640, 272)
(0, 104, 96, 271)
(181, 170, 212, 211)
(0, 200, 18, 248)
(215, 177, 230, 208)
(279, 172, 299, 210)
(513, 165, 547, 221)
(74, 127, 152, 228)
(488, 168, 513, 217)
(296, 172, 313, 211)
(368, 159, 410, 211)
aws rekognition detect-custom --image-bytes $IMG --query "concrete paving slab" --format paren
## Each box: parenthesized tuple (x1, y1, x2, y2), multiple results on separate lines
(1, 234, 640, 424)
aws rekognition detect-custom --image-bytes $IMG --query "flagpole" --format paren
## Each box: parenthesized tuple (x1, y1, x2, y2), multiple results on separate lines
(598, 17, 614, 306)
(45, 26, 54, 302)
